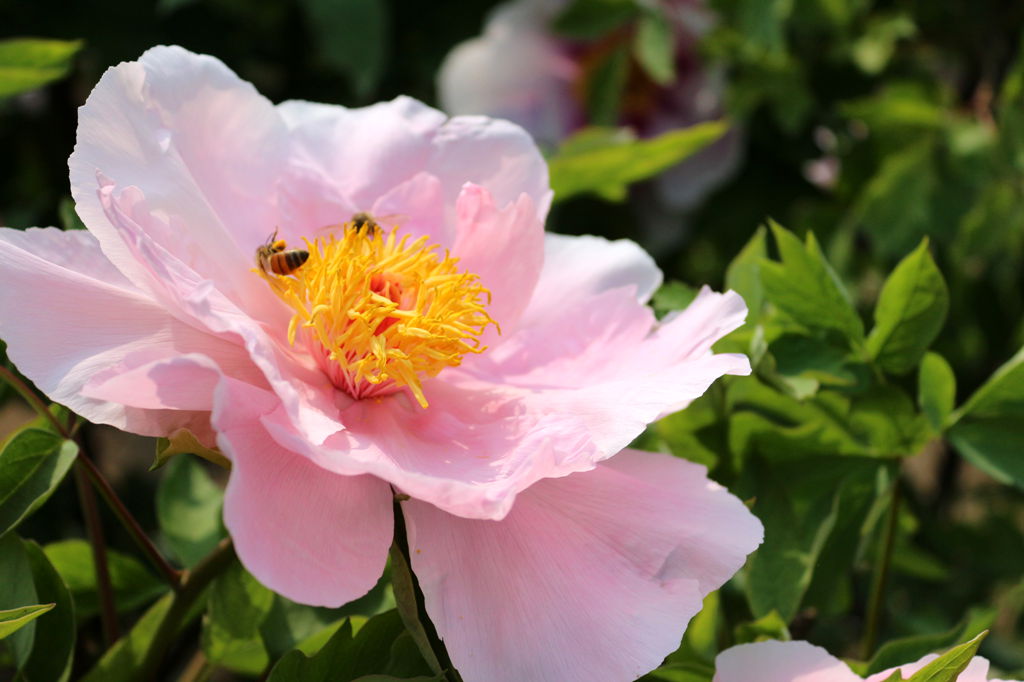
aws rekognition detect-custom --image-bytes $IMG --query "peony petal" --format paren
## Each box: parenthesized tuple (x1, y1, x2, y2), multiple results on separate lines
(517, 232, 663, 331)
(451, 184, 543, 341)
(214, 380, 393, 607)
(94, 181, 348, 447)
(713, 640, 860, 682)
(278, 95, 551, 232)
(69, 45, 288, 309)
(404, 449, 763, 682)
(479, 284, 749, 458)
(264, 377, 594, 520)
(0, 227, 253, 438)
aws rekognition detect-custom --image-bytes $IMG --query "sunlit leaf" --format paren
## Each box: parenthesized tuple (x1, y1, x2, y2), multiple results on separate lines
(733, 610, 791, 644)
(0, 532, 37, 667)
(865, 608, 994, 674)
(0, 38, 82, 98)
(633, 7, 675, 85)
(44, 539, 167, 619)
(851, 13, 916, 74)
(18, 539, 75, 682)
(156, 455, 226, 567)
(0, 427, 78, 537)
(0, 603, 53, 639)
(202, 559, 274, 675)
(152, 427, 230, 471)
(549, 122, 727, 202)
(903, 632, 988, 682)
(918, 352, 956, 433)
(866, 238, 948, 374)
(267, 610, 436, 681)
(760, 221, 865, 346)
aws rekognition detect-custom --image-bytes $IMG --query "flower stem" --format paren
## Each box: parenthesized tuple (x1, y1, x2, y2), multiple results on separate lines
(73, 462, 120, 646)
(0, 366, 183, 589)
(75, 442, 183, 589)
(139, 538, 235, 680)
(0, 365, 66, 434)
(862, 479, 901, 659)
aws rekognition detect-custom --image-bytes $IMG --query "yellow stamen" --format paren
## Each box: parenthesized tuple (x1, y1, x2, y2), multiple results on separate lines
(257, 223, 497, 407)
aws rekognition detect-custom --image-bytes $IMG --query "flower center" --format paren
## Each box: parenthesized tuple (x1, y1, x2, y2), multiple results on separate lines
(259, 222, 496, 407)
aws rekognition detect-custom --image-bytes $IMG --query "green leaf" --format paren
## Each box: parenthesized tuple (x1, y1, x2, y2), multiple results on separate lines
(260, 574, 395, 659)
(44, 540, 167, 619)
(851, 13, 916, 74)
(948, 418, 1024, 489)
(268, 610, 435, 681)
(551, 0, 640, 39)
(0, 533, 37, 667)
(0, 427, 78, 536)
(866, 239, 949, 374)
(298, 0, 387, 98)
(0, 38, 82, 98)
(947, 345, 1024, 488)
(745, 459, 846, 621)
(585, 44, 630, 126)
(866, 608, 995, 674)
(202, 559, 274, 675)
(633, 8, 676, 85)
(82, 593, 170, 682)
(652, 281, 699, 318)
(57, 197, 86, 231)
(849, 141, 938, 258)
(953, 345, 1024, 421)
(903, 631, 988, 682)
(152, 427, 230, 471)
(725, 226, 768, 320)
(733, 610, 791, 644)
(156, 455, 226, 567)
(18, 539, 76, 682)
(918, 352, 956, 432)
(760, 221, 864, 345)
(549, 122, 727, 202)
(0, 604, 53, 639)
(389, 543, 444, 677)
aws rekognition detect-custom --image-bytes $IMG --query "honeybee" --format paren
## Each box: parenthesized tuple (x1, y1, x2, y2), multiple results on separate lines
(350, 211, 380, 236)
(256, 230, 309, 276)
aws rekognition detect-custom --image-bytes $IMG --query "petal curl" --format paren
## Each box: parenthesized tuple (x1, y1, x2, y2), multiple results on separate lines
(405, 449, 763, 682)
(516, 232, 663, 332)
(451, 184, 543, 342)
(482, 285, 749, 458)
(214, 380, 393, 607)
(0, 227, 254, 439)
(278, 95, 551, 233)
(69, 45, 288, 306)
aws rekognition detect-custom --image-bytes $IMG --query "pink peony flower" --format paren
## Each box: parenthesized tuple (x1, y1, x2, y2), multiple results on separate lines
(438, 0, 742, 212)
(0, 46, 763, 681)
(714, 640, 1016, 682)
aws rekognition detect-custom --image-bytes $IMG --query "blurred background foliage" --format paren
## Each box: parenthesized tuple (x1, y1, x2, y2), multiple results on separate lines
(1, 0, 1024, 680)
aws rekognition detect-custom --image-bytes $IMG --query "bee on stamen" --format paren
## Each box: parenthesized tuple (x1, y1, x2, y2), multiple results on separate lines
(256, 229, 309, 276)
(350, 211, 380, 236)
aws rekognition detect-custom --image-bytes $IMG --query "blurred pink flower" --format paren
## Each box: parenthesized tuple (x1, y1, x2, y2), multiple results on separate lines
(0, 46, 763, 681)
(714, 640, 1015, 682)
(438, 0, 742, 211)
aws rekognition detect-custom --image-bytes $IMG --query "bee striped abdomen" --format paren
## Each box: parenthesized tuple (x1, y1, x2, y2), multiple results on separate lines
(269, 248, 310, 276)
